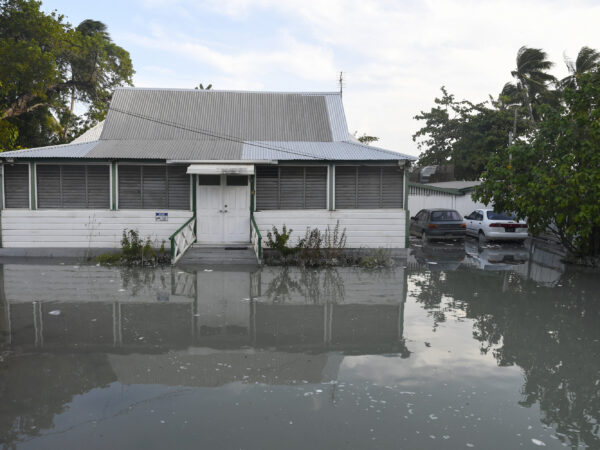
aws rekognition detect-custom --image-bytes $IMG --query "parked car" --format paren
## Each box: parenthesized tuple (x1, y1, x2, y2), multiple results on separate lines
(464, 209, 528, 242)
(410, 209, 466, 241)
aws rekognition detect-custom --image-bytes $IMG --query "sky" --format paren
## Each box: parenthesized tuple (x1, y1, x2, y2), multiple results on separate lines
(42, 0, 600, 156)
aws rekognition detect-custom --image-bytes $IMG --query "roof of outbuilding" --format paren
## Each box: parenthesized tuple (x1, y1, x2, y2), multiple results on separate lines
(0, 88, 416, 162)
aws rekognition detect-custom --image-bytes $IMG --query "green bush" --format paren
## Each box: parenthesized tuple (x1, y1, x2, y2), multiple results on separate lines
(96, 229, 169, 266)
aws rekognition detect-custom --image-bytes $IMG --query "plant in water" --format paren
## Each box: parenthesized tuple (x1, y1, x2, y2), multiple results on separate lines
(360, 248, 394, 269)
(97, 230, 169, 266)
(265, 225, 298, 256)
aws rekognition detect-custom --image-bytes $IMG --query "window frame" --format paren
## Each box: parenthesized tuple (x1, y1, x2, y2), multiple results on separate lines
(34, 162, 111, 210)
(255, 165, 328, 211)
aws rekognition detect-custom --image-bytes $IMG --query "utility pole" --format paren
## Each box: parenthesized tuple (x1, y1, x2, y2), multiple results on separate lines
(338, 72, 343, 97)
(507, 103, 519, 165)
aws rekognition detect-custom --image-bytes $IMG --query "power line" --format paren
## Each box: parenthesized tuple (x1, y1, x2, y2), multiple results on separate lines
(108, 107, 322, 160)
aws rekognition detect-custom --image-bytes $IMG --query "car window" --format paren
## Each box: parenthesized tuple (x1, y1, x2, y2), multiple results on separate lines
(466, 211, 476, 219)
(430, 210, 461, 221)
(417, 211, 427, 221)
(476, 212, 483, 221)
(487, 211, 517, 220)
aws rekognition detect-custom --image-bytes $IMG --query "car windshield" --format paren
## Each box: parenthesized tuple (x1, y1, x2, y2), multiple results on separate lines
(487, 211, 517, 220)
(430, 210, 461, 221)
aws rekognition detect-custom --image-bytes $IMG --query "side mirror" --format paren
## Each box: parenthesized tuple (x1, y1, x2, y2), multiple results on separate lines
(410, 216, 416, 220)
(464, 216, 469, 220)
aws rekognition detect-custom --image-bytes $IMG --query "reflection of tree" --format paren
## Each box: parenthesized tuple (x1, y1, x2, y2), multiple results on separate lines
(263, 268, 346, 305)
(411, 267, 600, 448)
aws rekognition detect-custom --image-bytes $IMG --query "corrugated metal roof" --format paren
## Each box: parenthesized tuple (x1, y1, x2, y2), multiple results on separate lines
(86, 140, 242, 160)
(323, 94, 350, 141)
(71, 121, 105, 143)
(0, 141, 99, 158)
(101, 89, 334, 142)
(242, 141, 416, 161)
(427, 181, 481, 190)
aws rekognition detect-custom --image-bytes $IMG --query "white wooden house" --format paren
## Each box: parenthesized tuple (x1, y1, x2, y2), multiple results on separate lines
(0, 88, 415, 262)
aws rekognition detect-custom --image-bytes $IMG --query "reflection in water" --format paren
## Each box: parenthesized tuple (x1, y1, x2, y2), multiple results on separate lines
(0, 242, 598, 449)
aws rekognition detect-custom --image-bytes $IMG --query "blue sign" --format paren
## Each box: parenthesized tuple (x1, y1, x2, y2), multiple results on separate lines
(155, 212, 168, 222)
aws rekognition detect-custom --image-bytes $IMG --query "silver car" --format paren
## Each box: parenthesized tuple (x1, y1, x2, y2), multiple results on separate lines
(464, 209, 528, 242)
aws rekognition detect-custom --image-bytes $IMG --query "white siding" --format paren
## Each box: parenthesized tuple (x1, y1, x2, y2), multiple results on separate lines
(408, 190, 487, 217)
(1, 209, 193, 248)
(254, 209, 406, 248)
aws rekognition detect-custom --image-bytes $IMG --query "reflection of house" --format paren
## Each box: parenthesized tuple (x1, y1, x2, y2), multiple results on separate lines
(0, 265, 407, 358)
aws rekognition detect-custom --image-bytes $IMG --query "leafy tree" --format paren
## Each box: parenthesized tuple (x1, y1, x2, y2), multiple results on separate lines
(356, 133, 378, 145)
(561, 46, 600, 89)
(474, 72, 600, 259)
(0, 0, 133, 148)
(413, 87, 518, 180)
(194, 83, 212, 90)
(506, 46, 556, 124)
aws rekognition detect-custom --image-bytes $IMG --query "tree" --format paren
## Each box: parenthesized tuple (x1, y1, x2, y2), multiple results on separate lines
(194, 83, 212, 90)
(561, 46, 600, 89)
(0, 0, 133, 148)
(413, 87, 517, 180)
(354, 132, 378, 145)
(474, 72, 600, 260)
(506, 46, 556, 124)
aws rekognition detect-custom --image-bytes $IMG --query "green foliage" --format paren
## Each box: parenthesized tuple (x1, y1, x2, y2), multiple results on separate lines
(194, 83, 212, 90)
(474, 72, 600, 259)
(359, 248, 394, 269)
(355, 132, 379, 145)
(0, 0, 134, 148)
(97, 229, 168, 266)
(413, 87, 520, 180)
(265, 225, 297, 256)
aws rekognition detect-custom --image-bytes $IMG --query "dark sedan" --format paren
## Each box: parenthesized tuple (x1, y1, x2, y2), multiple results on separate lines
(410, 208, 466, 242)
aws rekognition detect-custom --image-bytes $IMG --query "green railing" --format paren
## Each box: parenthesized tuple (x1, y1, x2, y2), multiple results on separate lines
(169, 215, 196, 265)
(250, 213, 262, 264)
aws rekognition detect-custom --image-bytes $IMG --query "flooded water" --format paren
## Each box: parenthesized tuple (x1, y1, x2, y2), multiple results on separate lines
(0, 239, 599, 449)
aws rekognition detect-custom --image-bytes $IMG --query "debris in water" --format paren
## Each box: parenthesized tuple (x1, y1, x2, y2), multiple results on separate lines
(531, 439, 546, 446)
(118, 289, 126, 292)
(204, 269, 213, 272)
(48, 310, 61, 316)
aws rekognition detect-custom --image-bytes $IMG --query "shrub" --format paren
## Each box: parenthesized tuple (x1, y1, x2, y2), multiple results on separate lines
(265, 225, 298, 256)
(96, 229, 169, 266)
(359, 248, 394, 269)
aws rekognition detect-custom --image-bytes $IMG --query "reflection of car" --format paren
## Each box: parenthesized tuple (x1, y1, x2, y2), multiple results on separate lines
(464, 239, 529, 271)
(410, 240, 466, 271)
(464, 209, 528, 242)
(410, 209, 466, 241)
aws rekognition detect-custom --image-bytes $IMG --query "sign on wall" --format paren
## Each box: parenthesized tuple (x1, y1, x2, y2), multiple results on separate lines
(155, 212, 168, 222)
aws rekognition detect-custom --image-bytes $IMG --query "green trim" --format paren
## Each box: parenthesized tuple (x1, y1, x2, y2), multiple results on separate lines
(404, 167, 410, 248)
(408, 181, 466, 196)
(111, 162, 117, 210)
(192, 174, 197, 236)
(169, 215, 196, 261)
(29, 161, 36, 210)
(328, 163, 334, 211)
(250, 213, 262, 261)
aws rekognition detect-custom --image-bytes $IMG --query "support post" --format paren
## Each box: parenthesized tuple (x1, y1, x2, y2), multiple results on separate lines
(328, 164, 334, 211)
(29, 161, 36, 210)
(111, 161, 117, 211)
(404, 163, 410, 248)
(192, 174, 197, 237)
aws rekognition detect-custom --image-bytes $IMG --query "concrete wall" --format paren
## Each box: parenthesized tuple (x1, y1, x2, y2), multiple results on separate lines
(1, 209, 193, 248)
(254, 209, 407, 248)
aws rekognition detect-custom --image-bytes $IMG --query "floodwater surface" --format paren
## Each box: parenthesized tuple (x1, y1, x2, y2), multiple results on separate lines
(0, 239, 599, 449)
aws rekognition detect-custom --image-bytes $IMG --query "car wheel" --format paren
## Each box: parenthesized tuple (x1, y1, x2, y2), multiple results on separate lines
(478, 230, 486, 244)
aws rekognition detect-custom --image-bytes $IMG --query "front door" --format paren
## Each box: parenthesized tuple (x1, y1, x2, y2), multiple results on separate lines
(196, 174, 250, 244)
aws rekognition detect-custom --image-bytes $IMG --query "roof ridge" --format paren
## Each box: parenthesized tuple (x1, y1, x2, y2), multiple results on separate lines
(114, 87, 341, 95)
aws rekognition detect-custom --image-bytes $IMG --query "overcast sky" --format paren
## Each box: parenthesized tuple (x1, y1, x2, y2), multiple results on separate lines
(43, 0, 600, 156)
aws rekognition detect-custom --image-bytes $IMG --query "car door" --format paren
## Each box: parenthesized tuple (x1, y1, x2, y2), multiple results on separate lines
(465, 211, 476, 235)
(474, 210, 484, 234)
(410, 210, 424, 236)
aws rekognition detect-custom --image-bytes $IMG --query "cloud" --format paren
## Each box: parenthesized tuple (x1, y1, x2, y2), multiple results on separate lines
(128, 0, 600, 156)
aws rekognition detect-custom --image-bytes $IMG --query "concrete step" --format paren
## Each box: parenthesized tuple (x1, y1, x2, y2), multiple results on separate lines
(177, 245, 258, 266)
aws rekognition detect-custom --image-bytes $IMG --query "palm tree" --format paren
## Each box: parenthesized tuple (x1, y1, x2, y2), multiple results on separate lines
(561, 46, 600, 89)
(509, 46, 556, 124)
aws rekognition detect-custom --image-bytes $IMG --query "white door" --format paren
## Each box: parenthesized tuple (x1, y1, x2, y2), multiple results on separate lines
(196, 174, 250, 244)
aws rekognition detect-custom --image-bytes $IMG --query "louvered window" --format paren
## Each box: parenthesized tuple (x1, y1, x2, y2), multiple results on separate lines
(335, 166, 403, 209)
(118, 165, 190, 209)
(36, 165, 110, 209)
(3, 164, 30, 208)
(255, 166, 327, 210)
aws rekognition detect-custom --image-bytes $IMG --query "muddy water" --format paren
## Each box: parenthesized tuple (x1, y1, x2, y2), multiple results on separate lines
(0, 239, 598, 449)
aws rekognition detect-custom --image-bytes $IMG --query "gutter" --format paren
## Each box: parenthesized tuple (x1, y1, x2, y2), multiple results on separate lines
(166, 160, 277, 164)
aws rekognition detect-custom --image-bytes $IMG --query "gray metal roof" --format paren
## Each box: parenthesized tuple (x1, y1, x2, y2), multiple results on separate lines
(242, 141, 416, 161)
(427, 181, 481, 190)
(0, 141, 99, 158)
(101, 89, 335, 142)
(86, 140, 242, 160)
(71, 121, 105, 143)
(0, 88, 414, 162)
